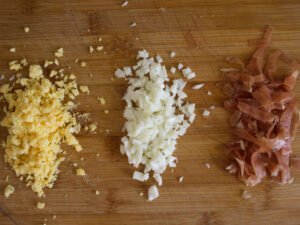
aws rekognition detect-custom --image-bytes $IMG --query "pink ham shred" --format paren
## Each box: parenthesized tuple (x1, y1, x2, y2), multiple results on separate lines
(222, 26, 300, 186)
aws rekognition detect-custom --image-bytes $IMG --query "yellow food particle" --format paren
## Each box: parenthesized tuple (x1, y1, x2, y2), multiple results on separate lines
(89, 46, 94, 53)
(79, 85, 89, 94)
(1, 65, 82, 197)
(88, 123, 97, 132)
(4, 185, 15, 198)
(9, 60, 22, 71)
(76, 168, 86, 176)
(24, 26, 30, 33)
(95, 190, 100, 195)
(97, 97, 105, 105)
(9, 48, 16, 53)
(20, 58, 28, 67)
(54, 48, 64, 58)
(96, 46, 103, 51)
(104, 110, 109, 114)
(37, 202, 46, 209)
(49, 70, 58, 77)
(80, 61, 86, 67)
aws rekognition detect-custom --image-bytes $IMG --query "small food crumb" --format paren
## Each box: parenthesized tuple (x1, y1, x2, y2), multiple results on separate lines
(89, 46, 94, 53)
(4, 185, 15, 198)
(148, 185, 159, 201)
(54, 48, 64, 58)
(24, 26, 30, 33)
(139, 192, 144, 196)
(178, 63, 184, 70)
(104, 110, 109, 114)
(130, 22, 137, 27)
(79, 85, 90, 94)
(170, 67, 176, 74)
(209, 105, 215, 110)
(95, 190, 100, 195)
(241, 190, 252, 200)
(80, 61, 87, 67)
(5, 176, 9, 182)
(76, 168, 86, 176)
(179, 176, 184, 183)
(37, 202, 46, 209)
(80, 157, 84, 161)
(204, 163, 211, 169)
(170, 51, 176, 58)
(155, 55, 163, 63)
(207, 91, 212, 96)
(74, 58, 79, 63)
(73, 163, 78, 167)
(53, 215, 57, 219)
(96, 46, 104, 51)
(192, 83, 204, 90)
(9, 48, 16, 53)
(121, 0, 128, 7)
(202, 110, 210, 117)
(97, 97, 106, 105)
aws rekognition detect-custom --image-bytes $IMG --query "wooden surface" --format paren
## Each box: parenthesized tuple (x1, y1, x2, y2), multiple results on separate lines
(0, 0, 300, 225)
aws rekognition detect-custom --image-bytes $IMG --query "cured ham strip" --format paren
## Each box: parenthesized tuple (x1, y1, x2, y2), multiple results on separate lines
(223, 26, 299, 186)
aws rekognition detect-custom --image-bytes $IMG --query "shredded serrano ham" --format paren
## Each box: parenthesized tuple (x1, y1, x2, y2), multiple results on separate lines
(222, 26, 300, 186)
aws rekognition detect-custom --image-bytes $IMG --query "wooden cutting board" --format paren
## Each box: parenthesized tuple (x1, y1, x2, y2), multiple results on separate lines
(0, 0, 300, 224)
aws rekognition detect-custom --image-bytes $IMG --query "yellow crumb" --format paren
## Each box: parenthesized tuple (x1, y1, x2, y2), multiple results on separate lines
(4, 185, 15, 198)
(80, 61, 87, 67)
(76, 168, 86, 176)
(97, 97, 106, 105)
(37, 202, 46, 209)
(79, 85, 90, 94)
(54, 48, 64, 58)
(96, 46, 103, 51)
(104, 110, 109, 114)
(9, 60, 22, 71)
(9, 48, 16, 53)
(89, 46, 94, 53)
(24, 27, 30, 33)
(95, 190, 100, 195)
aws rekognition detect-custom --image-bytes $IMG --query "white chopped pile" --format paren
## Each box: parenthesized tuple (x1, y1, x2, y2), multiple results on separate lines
(115, 50, 196, 201)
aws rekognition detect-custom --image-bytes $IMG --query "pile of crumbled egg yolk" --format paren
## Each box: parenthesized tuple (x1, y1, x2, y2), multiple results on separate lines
(0, 64, 83, 197)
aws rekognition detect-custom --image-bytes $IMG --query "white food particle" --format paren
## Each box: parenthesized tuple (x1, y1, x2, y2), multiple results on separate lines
(24, 26, 30, 33)
(133, 171, 149, 182)
(53, 215, 57, 219)
(241, 190, 252, 200)
(9, 60, 22, 71)
(115, 68, 126, 78)
(155, 54, 163, 63)
(148, 185, 159, 201)
(80, 61, 87, 67)
(96, 46, 104, 51)
(121, 0, 128, 7)
(95, 190, 100, 195)
(89, 46, 94, 53)
(170, 67, 176, 74)
(104, 110, 109, 114)
(179, 176, 184, 183)
(123, 67, 132, 76)
(169, 51, 176, 58)
(9, 48, 16, 53)
(54, 59, 59, 65)
(54, 48, 64, 58)
(37, 202, 46, 209)
(4, 185, 15, 198)
(207, 91, 212, 96)
(202, 110, 210, 117)
(187, 72, 196, 80)
(204, 163, 211, 169)
(192, 83, 204, 90)
(209, 105, 215, 110)
(98, 37, 102, 42)
(182, 67, 196, 80)
(130, 22, 137, 27)
(76, 168, 86, 176)
(139, 192, 144, 196)
(177, 63, 184, 70)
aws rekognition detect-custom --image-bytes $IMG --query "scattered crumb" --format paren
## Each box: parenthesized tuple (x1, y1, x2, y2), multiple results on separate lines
(96, 153, 100, 157)
(76, 168, 86, 176)
(139, 192, 144, 196)
(209, 105, 215, 110)
(179, 176, 184, 183)
(54, 59, 59, 65)
(95, 190, 100, 195)
(104, 110, 109, 114)
(98, 37, 102, 42)
(202, 110, 210, 117)
(24, 26, 30, 33)
(204, 163, 211, 169)
(9, 48, 16, 53)
(80, 61, 87, 67)
(89, 73, 93, 78)
(74, 58, 79, 63)
(5, 175, 9, 182)
(89, 46, 94, 53)
(20, 58, 28, 67)
(54, 48, 64, 58)
(155, 55, 163, 63)
(171, 169, 174, 173)
(97, 97, 106, 105)
(49, 70, 58, 77)
(4, 185, 15, 198)
(73, 163, 78, 167)
(79, 85, 90, 94)
(241, 190, 252, 200)
(37, 202, 46, 209)
(88, 123, 97, 132)
(170, 51, 176, 58)
(192, 83, 204, 90)
(53, 215, 57, 220)
(130, 22, 137, 27)
(207, 91, 212, 96)
(178, 63, 184, 70)
(80, 157, 84, 161)
(170, 67, 176, 74)
(96, 46, 104, 51)
(121, 0, 128, 7)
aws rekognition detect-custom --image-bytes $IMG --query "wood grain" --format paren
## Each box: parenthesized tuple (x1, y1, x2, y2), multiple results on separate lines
(0, 0, 300, 224)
